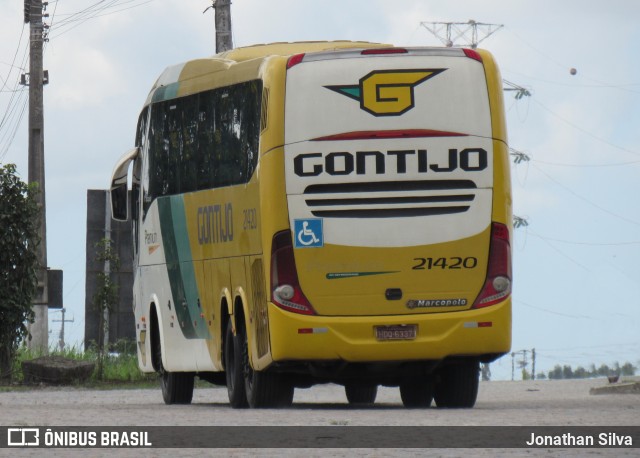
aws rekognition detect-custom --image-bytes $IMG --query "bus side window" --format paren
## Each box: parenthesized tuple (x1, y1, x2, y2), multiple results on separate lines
(197, 92, 215, 190)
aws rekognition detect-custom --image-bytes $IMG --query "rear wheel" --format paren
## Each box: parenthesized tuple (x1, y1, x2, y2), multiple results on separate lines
(345, 383, 378, 406)
(399, 378, 433, 408)
(239, 319, 294, 408)
(225, 320, 248, 408)
(433, 360, 480, 408)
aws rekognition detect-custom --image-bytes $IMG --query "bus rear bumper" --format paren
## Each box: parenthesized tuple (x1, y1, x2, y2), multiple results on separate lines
(268, 299, 511, 363)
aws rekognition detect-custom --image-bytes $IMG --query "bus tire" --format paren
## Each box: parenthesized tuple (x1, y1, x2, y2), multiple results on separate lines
(399, 378, 433, 408)
(345, 383, 378, 405)
(225, 320, 249, 408)
(160, 371, 195, 405)
(239, 320, 293, 408)
(153, 325, 194, 405)
(433, 360, 480, 408)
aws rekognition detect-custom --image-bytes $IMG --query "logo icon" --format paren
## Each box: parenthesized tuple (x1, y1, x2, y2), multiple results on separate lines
(7, 428, 40, 447)
(326, 69, 446, 116)
(294, 219, 323, 248)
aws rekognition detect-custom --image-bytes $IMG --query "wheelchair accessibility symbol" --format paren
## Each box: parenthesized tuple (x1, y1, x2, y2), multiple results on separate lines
(294, 219, 324, 248)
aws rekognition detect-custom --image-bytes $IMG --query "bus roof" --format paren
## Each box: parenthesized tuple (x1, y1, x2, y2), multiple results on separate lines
(146, 41, 392, 106)
(216, 41, 391, 62)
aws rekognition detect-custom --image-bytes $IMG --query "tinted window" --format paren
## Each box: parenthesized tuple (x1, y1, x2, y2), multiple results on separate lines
(144, 80, 262, 214)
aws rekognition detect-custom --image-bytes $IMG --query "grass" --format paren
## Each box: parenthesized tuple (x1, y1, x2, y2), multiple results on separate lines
(7, 342, 159, 388)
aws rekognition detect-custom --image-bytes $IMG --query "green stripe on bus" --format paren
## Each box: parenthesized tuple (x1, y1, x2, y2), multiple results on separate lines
(158, 196, 210, 339)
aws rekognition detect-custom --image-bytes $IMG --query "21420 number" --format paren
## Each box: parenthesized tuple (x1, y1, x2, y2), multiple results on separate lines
(412, 257, 478, 270)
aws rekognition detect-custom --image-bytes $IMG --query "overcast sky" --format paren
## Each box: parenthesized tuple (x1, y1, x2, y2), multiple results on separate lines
(1, 0, 638, 380)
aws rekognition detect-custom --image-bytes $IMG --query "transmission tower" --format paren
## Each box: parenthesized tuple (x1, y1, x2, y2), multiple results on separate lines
(421, 20, 503, 49)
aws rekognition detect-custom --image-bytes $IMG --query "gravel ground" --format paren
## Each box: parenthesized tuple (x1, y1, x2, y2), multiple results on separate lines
(1, 378, 638, 457)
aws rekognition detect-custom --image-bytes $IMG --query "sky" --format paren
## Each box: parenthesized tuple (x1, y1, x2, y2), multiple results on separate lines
(1, 0, 638, 381)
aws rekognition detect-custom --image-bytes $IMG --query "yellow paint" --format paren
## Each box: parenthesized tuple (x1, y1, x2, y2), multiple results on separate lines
(361, 70, 439, 115)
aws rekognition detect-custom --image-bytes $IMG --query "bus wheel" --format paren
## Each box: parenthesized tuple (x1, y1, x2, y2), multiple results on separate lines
(345, 383, 378, 405)
(399, 378, 433, 408)
(154, 332, 194, 404)
(160, 371, 194, 405)
(239, 321, 294, 408)
(225, 320, 248, 408)
(433, 360, 480, 408)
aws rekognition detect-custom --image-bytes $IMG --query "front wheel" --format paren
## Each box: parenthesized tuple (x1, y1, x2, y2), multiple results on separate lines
(154, 326, 194, 404)
(160, 371, 195, 405)
(433, 360, 480, 408)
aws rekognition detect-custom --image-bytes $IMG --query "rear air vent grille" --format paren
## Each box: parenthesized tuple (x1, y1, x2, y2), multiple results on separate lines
(303, 180, 477, 219)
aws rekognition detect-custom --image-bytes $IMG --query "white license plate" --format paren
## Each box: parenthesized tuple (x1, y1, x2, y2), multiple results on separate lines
(375, 324, 417, 341)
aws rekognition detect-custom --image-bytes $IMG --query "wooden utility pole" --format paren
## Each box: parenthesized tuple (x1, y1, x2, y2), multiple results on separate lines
(25, 0, 49, 353)
(213, 1, 233, 53)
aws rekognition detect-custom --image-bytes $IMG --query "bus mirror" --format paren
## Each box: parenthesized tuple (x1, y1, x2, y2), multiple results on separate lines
(111, 184, 128, 221)
(110, 147, 140, 221)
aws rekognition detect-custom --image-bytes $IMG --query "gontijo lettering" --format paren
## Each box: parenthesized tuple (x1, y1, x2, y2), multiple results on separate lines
(294, 148, 488, 177)
(197, 203, 233, 245)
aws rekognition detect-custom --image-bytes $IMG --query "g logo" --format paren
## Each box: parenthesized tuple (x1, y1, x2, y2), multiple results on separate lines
(326, 69, 445, 116)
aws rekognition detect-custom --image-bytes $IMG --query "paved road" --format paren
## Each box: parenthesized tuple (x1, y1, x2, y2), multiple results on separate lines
(1, 378, 638, 457)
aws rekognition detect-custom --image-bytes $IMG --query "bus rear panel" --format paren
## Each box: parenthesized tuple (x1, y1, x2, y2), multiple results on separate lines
(269, 47, 511, 376)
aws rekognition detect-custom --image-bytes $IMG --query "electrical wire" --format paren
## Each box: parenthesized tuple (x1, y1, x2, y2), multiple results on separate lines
(526, 230, 640, 247)
(50, 0, 158, 39)
(532, 158, 640, 168)
(532, 98, 640, 159)
(531, 163, 640, 227)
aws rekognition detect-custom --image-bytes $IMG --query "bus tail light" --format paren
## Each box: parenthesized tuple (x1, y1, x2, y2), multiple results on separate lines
(287, 53, 306, 69)
(472, 223, 511, 308)
(271, 230, 316, 315)
(463, 48, 483, 62)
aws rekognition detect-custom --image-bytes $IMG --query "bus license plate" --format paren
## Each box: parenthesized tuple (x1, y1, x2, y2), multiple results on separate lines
(375, 325, 417, 341)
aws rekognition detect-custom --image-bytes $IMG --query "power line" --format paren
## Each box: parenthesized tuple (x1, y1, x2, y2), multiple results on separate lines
(49, 0, 157, 39)
(531, 163, 640, 227)
(532, 158, 640, 168)
(532, 98, 640, 159)
(515, 300, 597, 321)
(527, 231, 640, 247)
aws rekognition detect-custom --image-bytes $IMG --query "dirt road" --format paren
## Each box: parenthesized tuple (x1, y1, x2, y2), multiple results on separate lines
(1, 378, 638, 457)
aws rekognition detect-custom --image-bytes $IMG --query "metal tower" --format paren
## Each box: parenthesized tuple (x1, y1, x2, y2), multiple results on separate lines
(421, 20, 503, 49)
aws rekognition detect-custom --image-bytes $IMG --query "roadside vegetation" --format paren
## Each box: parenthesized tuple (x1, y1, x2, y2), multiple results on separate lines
(4, 342, 158, 388)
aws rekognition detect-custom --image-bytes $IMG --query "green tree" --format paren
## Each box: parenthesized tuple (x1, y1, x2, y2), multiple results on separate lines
(548, 365, 563, 380)
(620, 362, 635, 376)
(0, 164, 40, 383)
(597, 364, 611, 377)
(573, 366, 588, 379)
(92, 238, 120, 379)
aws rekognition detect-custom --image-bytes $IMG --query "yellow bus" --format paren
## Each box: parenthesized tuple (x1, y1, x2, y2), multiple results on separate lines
(110, 41, 512, 409)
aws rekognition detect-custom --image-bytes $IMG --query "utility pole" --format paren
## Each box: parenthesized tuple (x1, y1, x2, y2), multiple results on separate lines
(511, 352, 515, 381)
(207, 1, 233, 53)
(52, 308, 74, 352)
(421, 20, 503, 49)
(24, 0, 49, 353)
(531, 348, 536, 381)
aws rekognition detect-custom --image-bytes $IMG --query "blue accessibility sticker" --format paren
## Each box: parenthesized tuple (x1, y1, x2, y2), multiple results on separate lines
(294, 219, 324, 248)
